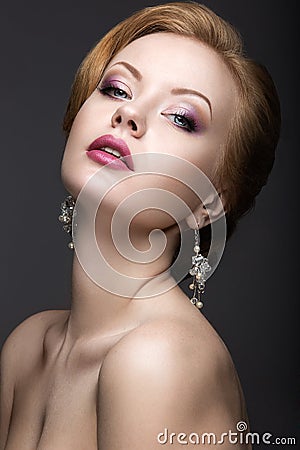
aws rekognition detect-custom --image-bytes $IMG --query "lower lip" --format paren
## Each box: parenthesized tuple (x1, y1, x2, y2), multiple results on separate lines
(86, 150, 130, 171)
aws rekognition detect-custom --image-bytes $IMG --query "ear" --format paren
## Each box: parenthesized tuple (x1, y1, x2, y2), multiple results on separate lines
(185, 190, 227, 230)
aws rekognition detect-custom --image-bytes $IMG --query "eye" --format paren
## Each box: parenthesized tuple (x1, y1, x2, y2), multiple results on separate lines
(97, 80, 131, 100)
(103, 86, 128, 99)
(165, 112, 197, 132)
(173, 114, 191, 129)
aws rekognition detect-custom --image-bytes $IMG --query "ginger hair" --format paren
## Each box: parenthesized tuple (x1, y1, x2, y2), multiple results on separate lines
(62, 2, 281, 243)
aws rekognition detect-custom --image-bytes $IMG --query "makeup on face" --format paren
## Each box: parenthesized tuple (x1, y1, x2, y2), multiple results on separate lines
(63, 34, 237, 204)
(98, 77, 133, 101)
(97, 61, 211, 133)
(86, 134, 134, 171)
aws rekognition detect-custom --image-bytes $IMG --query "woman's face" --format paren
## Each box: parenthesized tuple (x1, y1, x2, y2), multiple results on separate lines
(61, 33, 237, 230)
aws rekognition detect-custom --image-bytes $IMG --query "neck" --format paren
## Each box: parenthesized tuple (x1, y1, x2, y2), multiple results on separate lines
(64, 211, 180, 344)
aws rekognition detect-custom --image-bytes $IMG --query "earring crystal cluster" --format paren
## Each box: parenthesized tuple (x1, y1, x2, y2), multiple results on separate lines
(189, 229, 211, 309)
(58, 195, 75, 249)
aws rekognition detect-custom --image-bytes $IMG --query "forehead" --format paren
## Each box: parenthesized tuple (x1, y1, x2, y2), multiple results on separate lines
(107, 33, 237, 120)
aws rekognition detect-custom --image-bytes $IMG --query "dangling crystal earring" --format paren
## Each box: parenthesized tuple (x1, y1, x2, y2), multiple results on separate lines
(189, 228, 211, 310)
(58, 195, 75, 249)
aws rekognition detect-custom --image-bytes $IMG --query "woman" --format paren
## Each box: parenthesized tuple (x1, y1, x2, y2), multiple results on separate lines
(0, 2, 280, 449)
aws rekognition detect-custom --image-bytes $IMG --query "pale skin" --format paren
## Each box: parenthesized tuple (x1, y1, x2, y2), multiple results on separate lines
(0, 33, 251, 449)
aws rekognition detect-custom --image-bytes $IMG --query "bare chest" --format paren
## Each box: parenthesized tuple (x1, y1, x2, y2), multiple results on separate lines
(4, 348, 106, 450)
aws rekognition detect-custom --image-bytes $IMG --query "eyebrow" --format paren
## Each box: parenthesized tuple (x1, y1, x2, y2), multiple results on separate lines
(171, 88, 212, 120)
(108, 61, 212, 119)
(109, 61, 142, 81)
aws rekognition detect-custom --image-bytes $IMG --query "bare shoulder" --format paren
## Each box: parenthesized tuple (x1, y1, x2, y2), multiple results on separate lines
(98, 315, 249, 449)
(1, 309, 69, 350)
(102, 314, 235, 385)
(101, 314, 244, 414)
(0, 310, 69, 372)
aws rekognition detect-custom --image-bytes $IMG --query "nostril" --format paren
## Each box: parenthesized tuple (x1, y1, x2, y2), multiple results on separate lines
(115, 115, 122, 124)
(128, 119, 137, 131)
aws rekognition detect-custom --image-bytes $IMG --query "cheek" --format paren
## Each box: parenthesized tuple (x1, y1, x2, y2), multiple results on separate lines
(186, 127, 229, 181)
(147, 118, 222, 181)
(193, 146, 220, 181)
(68, 107, 96, 143)
(67, 92, 107, 143)
(60, 109, 101, 197)
(61, 98, 100, 168)
(155, 135, 220, 183)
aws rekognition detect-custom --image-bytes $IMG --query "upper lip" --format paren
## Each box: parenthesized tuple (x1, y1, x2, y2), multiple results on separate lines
(87, 134, 134, 171)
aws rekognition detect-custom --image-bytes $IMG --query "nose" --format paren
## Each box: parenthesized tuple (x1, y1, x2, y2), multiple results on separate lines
(111, 104, 146, 138)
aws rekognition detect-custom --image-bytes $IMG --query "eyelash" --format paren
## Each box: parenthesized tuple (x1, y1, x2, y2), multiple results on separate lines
(98, 82, 198, 132)
(98, 82, 131, 100)
(168, 110, 197, 132)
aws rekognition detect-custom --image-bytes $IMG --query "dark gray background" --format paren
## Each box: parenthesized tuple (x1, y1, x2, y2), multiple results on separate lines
(0, 0, 298, 447)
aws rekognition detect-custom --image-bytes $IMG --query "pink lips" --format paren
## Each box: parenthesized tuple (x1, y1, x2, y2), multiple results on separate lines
(86, 134, 134, 171)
